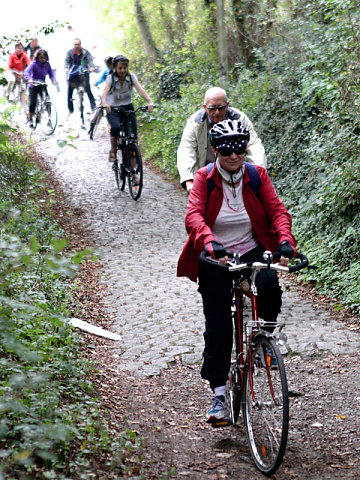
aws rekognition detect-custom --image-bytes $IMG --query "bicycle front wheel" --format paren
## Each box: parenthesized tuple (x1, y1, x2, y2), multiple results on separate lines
(89, 108, 103, 139)
(127, 144, 143, 200)
(242, 336, 289, 476)
(113, 151, 126, 191)
(40, 102, 58, 135)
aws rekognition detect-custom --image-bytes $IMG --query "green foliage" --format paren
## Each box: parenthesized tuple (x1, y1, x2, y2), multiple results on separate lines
(139, 67, 219, 174)
(136, 0, 360, 317)
(0, 117, 143, 477)
(0, 21, 68, 56)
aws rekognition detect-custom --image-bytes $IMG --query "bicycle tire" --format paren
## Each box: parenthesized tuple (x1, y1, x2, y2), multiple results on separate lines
(242, 336, 289, 476)
(127, 143, 143, 200)
(40, 102, 58, 135)
(78, 90, 85, 126)
(227, 363, 241, 424)
(89, 108, 103, 140)
(113, 150, 126, 191)
(113, 160, 121, 190)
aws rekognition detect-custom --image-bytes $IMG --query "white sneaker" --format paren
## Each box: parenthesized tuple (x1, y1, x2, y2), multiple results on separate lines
(205, 395, 231, 424)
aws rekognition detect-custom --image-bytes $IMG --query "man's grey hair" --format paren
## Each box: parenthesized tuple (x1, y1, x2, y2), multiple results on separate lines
(204, 87, 228, 105)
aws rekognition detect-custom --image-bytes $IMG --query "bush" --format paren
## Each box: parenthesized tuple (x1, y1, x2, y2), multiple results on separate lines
(0, 124, 142, 477)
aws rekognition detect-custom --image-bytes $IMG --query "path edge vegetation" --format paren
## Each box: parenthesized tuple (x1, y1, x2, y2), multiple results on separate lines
(0, 119, 146, 478)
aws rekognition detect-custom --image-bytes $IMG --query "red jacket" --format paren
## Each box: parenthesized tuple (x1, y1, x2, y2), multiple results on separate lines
(177, 163, 297, 282)
(7, 52, 30, 72)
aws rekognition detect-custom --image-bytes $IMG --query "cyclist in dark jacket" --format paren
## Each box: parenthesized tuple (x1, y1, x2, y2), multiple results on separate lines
(64, 38, 96, 114)
(25, 38, 41, 60)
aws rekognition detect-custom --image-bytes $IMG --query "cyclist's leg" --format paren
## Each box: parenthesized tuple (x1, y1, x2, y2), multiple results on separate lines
(28, 86, 37, 127)
(198, 257, 233, 391)
(67, 82, 75, 113)
(84, 73, 96, 110)
(107, 109, 121, 160)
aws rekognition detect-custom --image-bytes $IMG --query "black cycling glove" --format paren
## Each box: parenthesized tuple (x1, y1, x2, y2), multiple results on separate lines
(277, 240, 295, 259)
(205, 241, 227, 259)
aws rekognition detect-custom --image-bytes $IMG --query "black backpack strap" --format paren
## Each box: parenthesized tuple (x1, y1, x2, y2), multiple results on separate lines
(244, 162, 261, 198)
(127, 73, 133, 90)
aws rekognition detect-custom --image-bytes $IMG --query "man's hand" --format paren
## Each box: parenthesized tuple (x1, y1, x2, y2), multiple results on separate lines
(185, 180, 193, 193)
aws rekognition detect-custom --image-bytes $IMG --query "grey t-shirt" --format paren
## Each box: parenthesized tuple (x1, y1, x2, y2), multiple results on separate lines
(105, 72, 137, 106)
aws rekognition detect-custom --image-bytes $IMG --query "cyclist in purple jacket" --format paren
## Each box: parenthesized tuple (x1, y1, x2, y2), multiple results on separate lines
(24, 49, 57, 128)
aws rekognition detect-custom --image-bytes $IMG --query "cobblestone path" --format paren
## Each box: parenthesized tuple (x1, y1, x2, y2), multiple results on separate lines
(36, 116, 360, 378)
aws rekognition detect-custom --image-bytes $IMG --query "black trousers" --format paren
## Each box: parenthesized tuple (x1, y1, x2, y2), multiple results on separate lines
(67, 73, 95, 112)
(29, 85, 48, 113)
(106, 104, 137, 139)
(198, 245, 282, 391)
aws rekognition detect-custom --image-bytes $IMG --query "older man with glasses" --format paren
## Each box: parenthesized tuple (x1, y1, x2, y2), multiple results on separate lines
(177, 87, 267, 193)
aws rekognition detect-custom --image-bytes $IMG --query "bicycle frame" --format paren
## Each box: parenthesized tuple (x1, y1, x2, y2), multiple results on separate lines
(30, 81, 57, 135)
(231, 259, 289, 386)
(204, 250, 309, 474)
(111, 106, 149, 200)
(68, 73, 88, 127)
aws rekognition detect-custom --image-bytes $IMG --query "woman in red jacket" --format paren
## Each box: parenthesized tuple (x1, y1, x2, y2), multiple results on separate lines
(6, 42, 30, 99)
(177, 119, 297, 425)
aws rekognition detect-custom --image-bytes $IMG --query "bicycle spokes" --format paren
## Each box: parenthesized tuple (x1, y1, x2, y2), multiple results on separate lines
(242, 337, 289, 475)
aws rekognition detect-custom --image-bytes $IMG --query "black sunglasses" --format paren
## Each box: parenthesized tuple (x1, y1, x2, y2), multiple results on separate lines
(217, 145, 247, 156)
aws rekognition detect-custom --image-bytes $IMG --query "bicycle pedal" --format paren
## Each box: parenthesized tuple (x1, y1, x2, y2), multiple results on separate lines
(210, 419, 233, 428)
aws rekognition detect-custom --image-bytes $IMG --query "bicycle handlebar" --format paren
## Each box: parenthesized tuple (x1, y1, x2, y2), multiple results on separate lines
(10, 69, 25, 76)
(202, 250, 309, 275)
(110, 105, 157, 113)
(30, 80, 48, 86)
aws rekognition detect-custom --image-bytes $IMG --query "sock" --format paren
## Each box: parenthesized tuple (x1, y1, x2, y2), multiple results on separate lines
(214, 385, 226, 397)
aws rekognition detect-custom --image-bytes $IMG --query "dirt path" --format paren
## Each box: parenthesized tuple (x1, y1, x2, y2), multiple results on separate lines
(31, 113, 360, 479)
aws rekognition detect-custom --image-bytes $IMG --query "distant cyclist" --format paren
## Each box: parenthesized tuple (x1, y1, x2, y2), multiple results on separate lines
(24, 38, 41, 60)
(94, 56, 113, 87)
(64, 38, 96, 114)
(6, 42, 30, 99)
(101, 54, 154, 162)
(24, 49, 56, 128)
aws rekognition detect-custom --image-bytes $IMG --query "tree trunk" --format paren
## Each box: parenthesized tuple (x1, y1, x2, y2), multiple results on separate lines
(134, 0, 161, 64)
(216, 0, 228, 86)
(175, 0, 187, 40)
(231, 0, 257, 66)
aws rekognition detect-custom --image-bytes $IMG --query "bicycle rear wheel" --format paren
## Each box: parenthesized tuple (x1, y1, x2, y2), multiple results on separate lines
(40, 102, 57, 135)
(127, 143, 143, 200)
(242, 336, 289, 476)
(89, 108, 103, 139)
